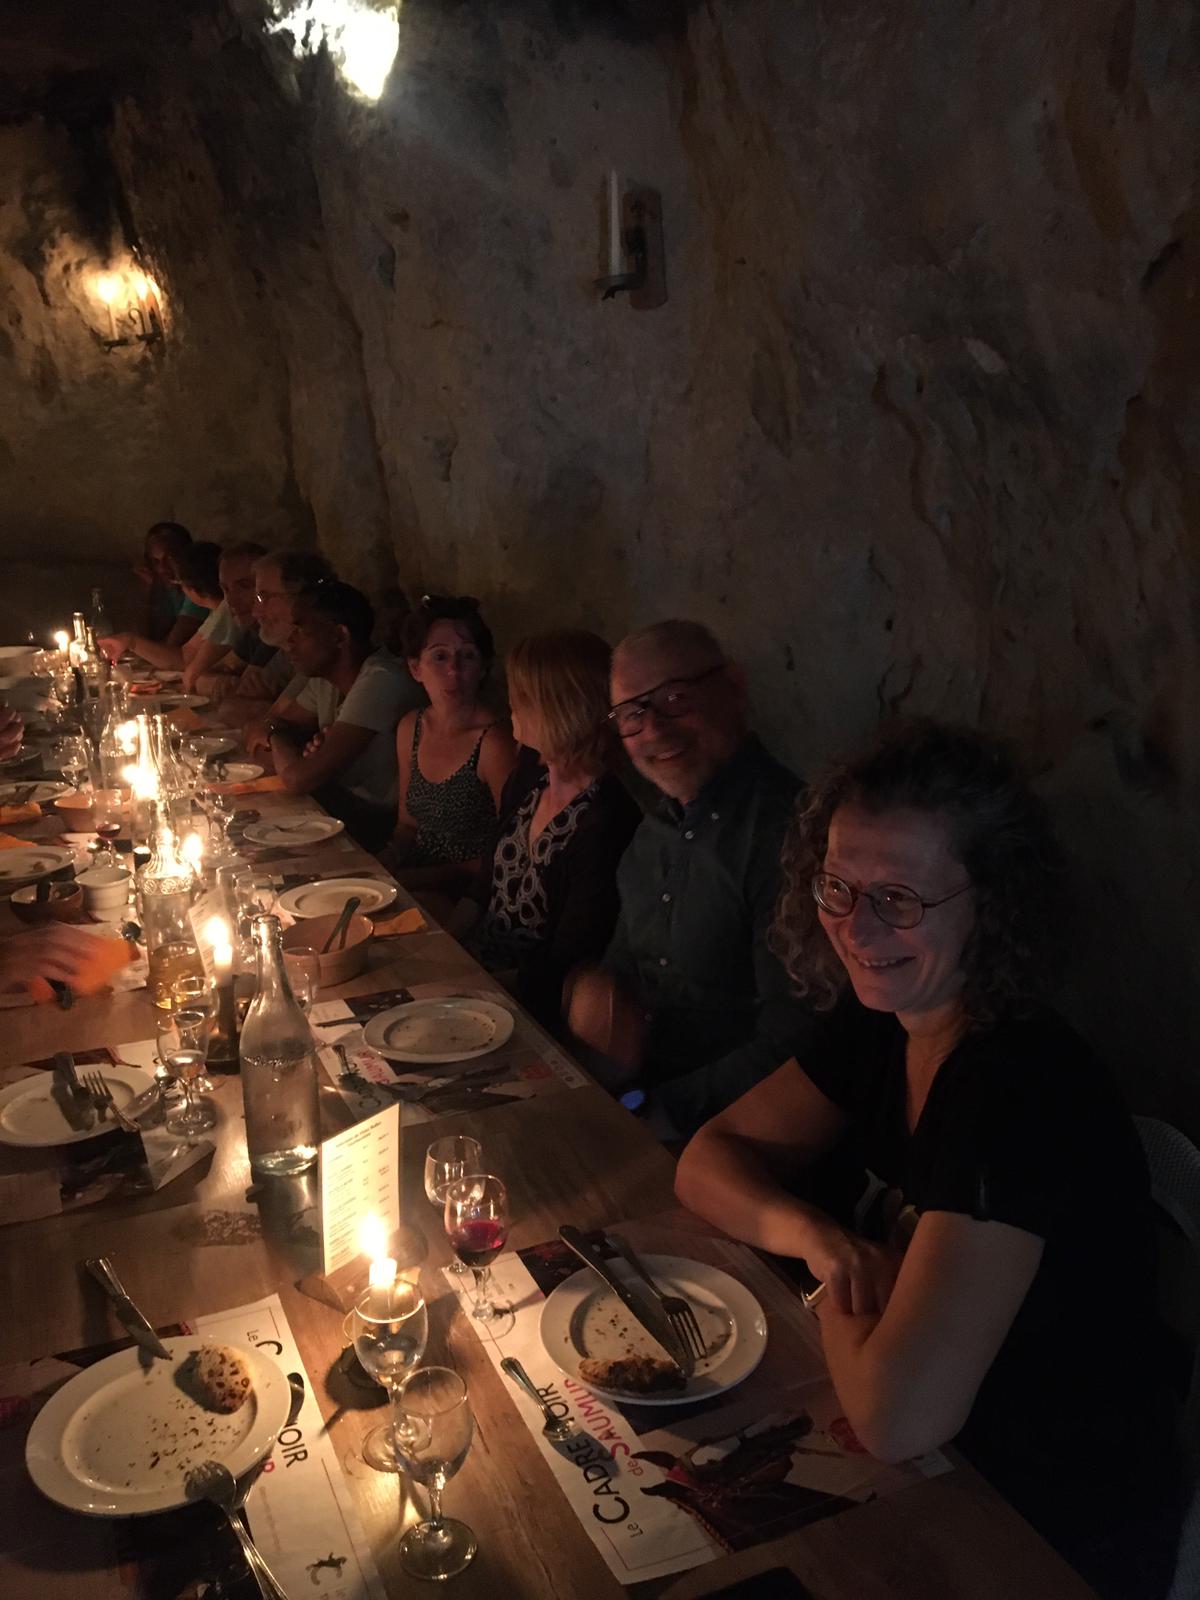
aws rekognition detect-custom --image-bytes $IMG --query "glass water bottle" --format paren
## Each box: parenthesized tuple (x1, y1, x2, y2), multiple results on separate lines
(240, 914, 320, 1176)
(139, 811, 203, 1007)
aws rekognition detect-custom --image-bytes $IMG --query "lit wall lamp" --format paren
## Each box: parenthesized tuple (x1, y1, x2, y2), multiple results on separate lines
(596, 170, 667, 310)
(93, 264, 165, 350)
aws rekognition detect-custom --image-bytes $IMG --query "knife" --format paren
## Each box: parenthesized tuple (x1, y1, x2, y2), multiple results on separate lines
(558, 1225, 694, 1378)
(84, 1256, 173, 1362)
(52, 1051, 94, 1131)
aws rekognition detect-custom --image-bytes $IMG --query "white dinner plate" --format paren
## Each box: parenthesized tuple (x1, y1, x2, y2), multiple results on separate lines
(0, 779, 71, 804)
(26, 1335, 291, 1517)
(191, 735, 237, 759)
(277, 876, 397, 918)
(154, 693, 210, 711)
(0, 845, 75, 885)
(540, 1255, 768, 1407)
(363, 997, 514, 1064)
(0, 1062, 156, 1148)
(202, 762, 263, 787)
(242, 815, 345, 847)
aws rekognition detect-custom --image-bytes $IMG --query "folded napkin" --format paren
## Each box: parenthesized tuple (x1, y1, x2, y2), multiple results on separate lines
(168, 707, 205, 732)
(371, 906, 426, 937)
(23, 934, 136, 1004)
(207, 774, 286, 797)
(0, 830, 34, 850)
(0, 803, 40, 825)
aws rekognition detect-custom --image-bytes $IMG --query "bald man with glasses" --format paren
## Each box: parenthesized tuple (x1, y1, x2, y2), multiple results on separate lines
(567, 619, 816, 1137)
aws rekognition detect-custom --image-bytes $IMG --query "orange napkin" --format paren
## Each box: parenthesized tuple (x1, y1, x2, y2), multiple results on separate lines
(24, 934, 136, 1004)
(168, 707, 205, 732)
(0, 804, 40, 826)
(0, 831, 34, 850)
(207, 775, 286, 798)
(371, 906, 426, 937)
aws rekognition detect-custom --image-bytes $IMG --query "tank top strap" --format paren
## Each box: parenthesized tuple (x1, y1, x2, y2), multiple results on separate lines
(410, 708, 424, 758)
(465, 722, 492, 773)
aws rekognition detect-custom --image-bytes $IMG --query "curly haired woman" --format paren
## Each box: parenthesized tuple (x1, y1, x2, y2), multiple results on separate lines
(675, 721, 1183, 1599)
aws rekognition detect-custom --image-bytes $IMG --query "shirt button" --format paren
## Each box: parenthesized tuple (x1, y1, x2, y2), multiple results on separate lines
(658, 956, 668, 968)
(710, 810, 720, 821)
(684, 829, 694, 841)
(661, 892, 671, 904)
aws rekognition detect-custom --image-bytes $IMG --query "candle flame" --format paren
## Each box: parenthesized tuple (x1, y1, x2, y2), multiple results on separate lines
(53, 630, 70, 652)
(183, 832, 205, 872)
(95, 273, 119, 305)
(203, 914, 230, 946)
(360, 1212, 388, 1263)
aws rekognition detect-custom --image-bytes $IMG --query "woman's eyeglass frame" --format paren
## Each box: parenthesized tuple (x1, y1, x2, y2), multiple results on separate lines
(812, 870, 971, 929)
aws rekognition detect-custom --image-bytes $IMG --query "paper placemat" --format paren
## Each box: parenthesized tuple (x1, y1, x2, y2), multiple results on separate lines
(444, 1221, 951, 1587)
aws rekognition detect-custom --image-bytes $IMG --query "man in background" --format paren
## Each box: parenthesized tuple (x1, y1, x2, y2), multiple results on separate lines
(216, 547, 335, 732)
(181, 541, 269, 693)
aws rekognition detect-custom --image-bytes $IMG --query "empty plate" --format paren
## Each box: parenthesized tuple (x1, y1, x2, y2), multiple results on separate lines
(0, 1062, 155, 1148)
(242, 815, 345, 847)
(0, 845, 75, 884)
(202, 762, 263, 786)
(0, 780, 71, 804)
(363, 997, 514, 1064)
(277, 877, 397, 918)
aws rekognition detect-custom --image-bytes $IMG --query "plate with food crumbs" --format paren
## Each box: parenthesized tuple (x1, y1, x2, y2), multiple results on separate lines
(363, 997, 514, 1064)
(539, 1255, 767, 1407)
(25, 1337, 289, 1516)
(242, 814, 345, 847)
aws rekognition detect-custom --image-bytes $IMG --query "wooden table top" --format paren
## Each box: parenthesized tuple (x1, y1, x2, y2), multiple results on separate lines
(0, 759, 1097, 1599)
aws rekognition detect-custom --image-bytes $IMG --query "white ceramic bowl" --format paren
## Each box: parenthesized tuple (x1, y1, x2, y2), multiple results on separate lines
(77, 865, 131, 917)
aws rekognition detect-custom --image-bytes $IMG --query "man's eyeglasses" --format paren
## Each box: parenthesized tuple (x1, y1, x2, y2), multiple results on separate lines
(607, 663, 727, 739)
(812, 871, 971, 930)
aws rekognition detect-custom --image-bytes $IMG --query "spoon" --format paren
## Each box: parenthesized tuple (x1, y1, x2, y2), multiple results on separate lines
(500, 1356, 573, 1441)
(321, 895, 361, 954)
(186, 1460, 290, 1599)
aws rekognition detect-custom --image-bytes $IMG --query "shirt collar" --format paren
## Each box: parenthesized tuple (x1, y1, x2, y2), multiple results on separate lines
(656, 736, 762, 827)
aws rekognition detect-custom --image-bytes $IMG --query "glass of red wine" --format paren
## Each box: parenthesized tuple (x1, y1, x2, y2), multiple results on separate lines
(444, 1174, 508, 1321)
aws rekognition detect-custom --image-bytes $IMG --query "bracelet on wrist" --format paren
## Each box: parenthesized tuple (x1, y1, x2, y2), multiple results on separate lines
(801, 1280, 827, 1313)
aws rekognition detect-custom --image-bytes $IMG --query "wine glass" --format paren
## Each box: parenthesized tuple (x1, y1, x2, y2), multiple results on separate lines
(394, 1366, 477, 1580)
(424, 1137, 482, 1277)
(350, 1279, 428, 1473)
(156, 1009, 217, 1135)
(53, 733, 91, 793)
(172, 973, 216, 1095)
(444, 1174, 508, 1321)
(283, 947, 320, 1014)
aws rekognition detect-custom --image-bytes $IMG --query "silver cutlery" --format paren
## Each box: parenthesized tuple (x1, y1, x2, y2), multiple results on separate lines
(500, 1357, 573, 1441)
(186, 1459, 290, 1600)
(558, 1225, 693, 1379)
(321, 895, 361, 953)
(233, 1372, 306, 1500)
(83, 1256, 173, 1362)
(52, 1052, 94, 1130)
(606, 1233, 707, 1362)
(83, 1071, 142, 1135)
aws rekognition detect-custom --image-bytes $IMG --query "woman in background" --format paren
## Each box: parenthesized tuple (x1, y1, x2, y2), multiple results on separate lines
(102, 539, 220, 672)
(452, 630, 640, 1029)
(387, 596, 517, 896)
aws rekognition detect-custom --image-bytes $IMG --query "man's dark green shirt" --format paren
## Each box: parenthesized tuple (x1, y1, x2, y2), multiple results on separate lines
(604, 736, 815, 1132)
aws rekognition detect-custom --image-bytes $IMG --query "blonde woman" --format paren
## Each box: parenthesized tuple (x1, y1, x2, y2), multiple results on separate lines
(453, 630, 641, 1028)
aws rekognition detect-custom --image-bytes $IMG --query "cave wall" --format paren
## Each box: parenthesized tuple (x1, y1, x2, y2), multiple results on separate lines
(2, 0, 1199, 1124)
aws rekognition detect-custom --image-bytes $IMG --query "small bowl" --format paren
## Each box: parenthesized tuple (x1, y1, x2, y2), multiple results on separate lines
(53, 789, 127, 831)
(9, 880, 83, 924)
(283, 912, 373, 987)
(77, 864, 132, 917)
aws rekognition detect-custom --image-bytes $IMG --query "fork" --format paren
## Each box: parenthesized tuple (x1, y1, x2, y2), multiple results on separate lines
(83, 1071, 142, 1135)
(606, 1233, 707, 1362)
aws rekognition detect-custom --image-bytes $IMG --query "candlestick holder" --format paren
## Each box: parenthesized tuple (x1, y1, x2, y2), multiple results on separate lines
(207, 975, 240, 1073)
(595, 187, 667, 309)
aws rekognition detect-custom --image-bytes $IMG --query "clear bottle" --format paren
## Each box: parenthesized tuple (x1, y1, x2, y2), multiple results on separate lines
(240, 914, 320, 1176)
(80, 624, 108, 698)
(89, 587, 110, 637)
(139, 809, 203, 1007)
(70, 611, 87, 663)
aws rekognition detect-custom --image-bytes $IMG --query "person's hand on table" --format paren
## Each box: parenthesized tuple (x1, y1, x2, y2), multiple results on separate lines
(802, 1219, 902, 1316)
(98, 632, 131, 663)
(302, 730, 326, 758)
(0, 925, 100, 994)
(0, 704, 24, 761)
(244, 718, 271, 756)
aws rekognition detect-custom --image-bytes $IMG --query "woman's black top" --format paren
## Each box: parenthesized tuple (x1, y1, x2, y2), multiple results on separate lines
(466, 752, 641, 1028)
(800, 1001, 1185, 1600)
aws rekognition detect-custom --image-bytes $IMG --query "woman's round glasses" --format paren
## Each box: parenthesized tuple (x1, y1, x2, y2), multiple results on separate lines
(812, 870, 970, 930)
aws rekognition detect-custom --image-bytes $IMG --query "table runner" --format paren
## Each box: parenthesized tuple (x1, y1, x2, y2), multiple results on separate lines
(445, 1221, 950, 1587)
(0, 1292, 385, 1600)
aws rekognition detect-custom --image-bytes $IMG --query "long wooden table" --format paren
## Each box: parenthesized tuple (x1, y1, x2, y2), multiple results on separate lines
(0, 768, 1096, 1599)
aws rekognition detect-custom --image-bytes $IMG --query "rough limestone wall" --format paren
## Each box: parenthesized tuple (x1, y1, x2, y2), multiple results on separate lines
(280, 0, 1200, 1119)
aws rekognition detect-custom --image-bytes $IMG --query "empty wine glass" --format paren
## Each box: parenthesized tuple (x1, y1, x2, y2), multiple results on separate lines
(444, 1174, 509, 1321)
(350, 1279, 429, 1473)
(424, 1137, 482, 1277)
(53, 733, 91, 793)
(156, 1009, 216, 1135)
(394, 1366, 476, 1580)
(172, 973, 217, 1095)
(283, 947, 320, 1015)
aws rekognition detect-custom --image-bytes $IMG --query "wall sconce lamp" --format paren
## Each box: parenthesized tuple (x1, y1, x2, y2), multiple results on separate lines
(93, 265, 165, 350)
(596, 171, 667, 310)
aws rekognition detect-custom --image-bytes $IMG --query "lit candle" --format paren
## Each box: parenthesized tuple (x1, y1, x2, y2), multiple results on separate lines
(182, 831, 205, 879)
(95, 273, 119, 341)
(204, 914, 233, 979)
(53, 630, 70, 655)
(607, 169, 622, 277)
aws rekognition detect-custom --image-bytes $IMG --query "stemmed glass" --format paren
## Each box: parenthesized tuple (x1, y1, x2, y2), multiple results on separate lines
(283, 947, 320, 1015)
(444, 1174, 509, 1321)
(394, 1367, 477, 1580)
(424, 1137, 482, 1276)
(52, 733, 92, 793)
(156, 1006, 217, 1135)
(172, 973, 216, 1095)
(350, 1279, 429, 1473)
